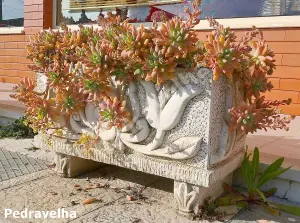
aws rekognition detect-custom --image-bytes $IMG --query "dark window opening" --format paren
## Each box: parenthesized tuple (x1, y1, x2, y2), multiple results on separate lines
(56, 0, 300, 26)
(0, 0, 24, 27)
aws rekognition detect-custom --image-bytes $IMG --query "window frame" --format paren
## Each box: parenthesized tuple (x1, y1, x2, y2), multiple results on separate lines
(0, 0, 25, 34)
(0, 27, 24, 34)
(53, 0, 300, 30)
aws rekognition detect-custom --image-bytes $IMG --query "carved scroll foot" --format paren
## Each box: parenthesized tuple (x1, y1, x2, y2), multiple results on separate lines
(174, 181, 200, 217)
(55, 152, 103, 178)
(174, 174, 232, 216)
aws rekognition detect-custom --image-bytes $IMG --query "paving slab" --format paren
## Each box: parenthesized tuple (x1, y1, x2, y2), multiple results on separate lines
(0, 138, 55, 164)
(0, 147, 48, 182)
(229, 206, 300, 223)
(246, 116, 300, 170)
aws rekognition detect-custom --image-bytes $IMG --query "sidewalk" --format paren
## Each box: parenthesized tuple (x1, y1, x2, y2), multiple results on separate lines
(0, 151, 205, 223)
(0, 143, 300, 222)
(246, 116, 300, 169)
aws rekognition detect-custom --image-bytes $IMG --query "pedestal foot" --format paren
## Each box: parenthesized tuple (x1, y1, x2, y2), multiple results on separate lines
(174, 181, 199, 217)
(174, 174, 232, 216)
(55, 152, 103, 178)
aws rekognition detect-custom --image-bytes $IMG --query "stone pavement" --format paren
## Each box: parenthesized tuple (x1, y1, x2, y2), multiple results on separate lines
(0, 142, 300, 223)
(0, 138, 55, 164)
(0, 162, 204, 223)
(0, 148, 47, 182)
(246, 116, 300, 169)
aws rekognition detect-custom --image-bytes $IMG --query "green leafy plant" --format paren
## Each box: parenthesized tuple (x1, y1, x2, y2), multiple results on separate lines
(0, 116, 36, 139)
(217, 147, 300, 216)
(241, 147, 290, 202)
(194, 197, 225, 221)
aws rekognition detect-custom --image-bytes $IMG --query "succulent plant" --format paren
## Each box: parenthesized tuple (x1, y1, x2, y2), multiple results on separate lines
(55, 87, 86, 114)
(229, 97, 293, 134)
(98, 96, 131, 129)
(11, 78, 37, 103)
(74, 133, 99, 153)
(26, 29, 59, 70)
(245, 68, 274, 100)
(79, 42, 117, 80)
(11, 0, 293, 144)
(248, 40, 276, 75)
(201, 19, 243, 81)
(143, 45, 177, 85)
(153, 17, 199, 60)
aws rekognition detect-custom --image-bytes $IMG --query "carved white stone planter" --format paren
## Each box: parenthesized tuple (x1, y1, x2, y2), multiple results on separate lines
(34, 68, 246, 215)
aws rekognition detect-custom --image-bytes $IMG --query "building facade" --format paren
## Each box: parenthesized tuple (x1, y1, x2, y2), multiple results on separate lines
(0, 0, 299, 116)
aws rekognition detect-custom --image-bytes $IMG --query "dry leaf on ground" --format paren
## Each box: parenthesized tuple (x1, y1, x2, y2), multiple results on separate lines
(82, 198, 98, 204)
(126, 195, 134, 201)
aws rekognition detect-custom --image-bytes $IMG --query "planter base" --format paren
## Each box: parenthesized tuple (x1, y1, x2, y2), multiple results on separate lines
(174, 174, 232, 216)
(35, 134, 242, 216)
(55, 152, 103, 178)
(35, 134, 243, 187)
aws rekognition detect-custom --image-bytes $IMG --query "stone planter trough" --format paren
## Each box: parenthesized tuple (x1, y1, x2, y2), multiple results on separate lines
(34, 67, 246, 215)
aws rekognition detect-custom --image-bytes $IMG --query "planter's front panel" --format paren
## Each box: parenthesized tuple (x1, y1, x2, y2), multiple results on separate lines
(63, 68, 214, 165)
(132, 68, 212, 169)
(160, 69, 211, 169)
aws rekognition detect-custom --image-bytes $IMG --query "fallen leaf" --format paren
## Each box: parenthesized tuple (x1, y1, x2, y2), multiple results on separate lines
(85, 184, 101, 190)
(74, 184, 80, 188)
(260, 202, 280, 216)
(82, 198, 98, 205)
(50, 192, 58, 195)
(126, 195, 134, 201)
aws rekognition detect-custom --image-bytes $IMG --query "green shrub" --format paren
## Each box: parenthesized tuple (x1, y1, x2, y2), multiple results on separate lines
(0, 117, 36, 139)
(217, 147, 300, 217)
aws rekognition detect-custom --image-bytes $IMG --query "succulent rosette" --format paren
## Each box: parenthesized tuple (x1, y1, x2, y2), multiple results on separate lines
(55, 87, 86, 114)
(229, 97, 293, 134)
(245, 68, 273, 100)
(203, 32, 242, 81)
(249, 40, 276, 75)
(98, 97, 131, 129)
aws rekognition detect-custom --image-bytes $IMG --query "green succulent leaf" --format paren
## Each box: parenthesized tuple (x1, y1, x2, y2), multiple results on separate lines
(252, 147, 260, 183)
(236, 200, 249, 210)
(257, 157, 284, 181)
(257, 166, 291, 188)
(255, 188, 267, 202)
(270, 202, 300, 216)
(263, 188, 278, 198)
(216, 194, 245, 206)
(241, 151, 254, 192)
